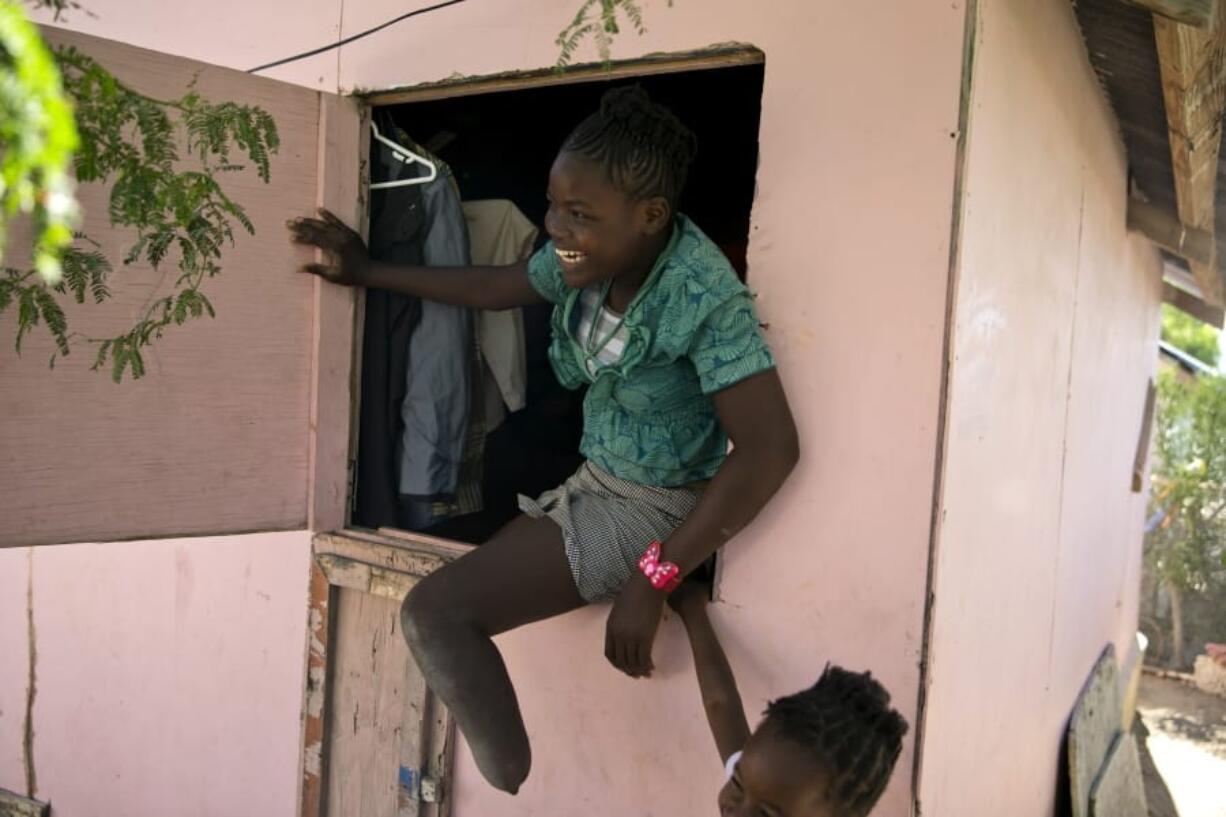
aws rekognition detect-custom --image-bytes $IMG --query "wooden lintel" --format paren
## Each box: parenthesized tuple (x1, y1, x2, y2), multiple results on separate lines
(1121, 0, 1218, 26)
(1164, 280, 1226, 325)
(1154, 3, 1226, 303)
(364, 45, 765, 106)
(1127, 198, 1215, 265)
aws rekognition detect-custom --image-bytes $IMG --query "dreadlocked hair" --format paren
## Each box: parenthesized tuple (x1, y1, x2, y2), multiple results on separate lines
(763, 665, 909, 817)
(562, 84, 698, 208)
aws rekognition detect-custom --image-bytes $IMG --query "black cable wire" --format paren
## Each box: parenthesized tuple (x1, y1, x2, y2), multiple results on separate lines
(247, 0, 470, 74)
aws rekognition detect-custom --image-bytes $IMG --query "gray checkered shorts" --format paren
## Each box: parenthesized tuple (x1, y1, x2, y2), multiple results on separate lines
(518, 461, 703, 602)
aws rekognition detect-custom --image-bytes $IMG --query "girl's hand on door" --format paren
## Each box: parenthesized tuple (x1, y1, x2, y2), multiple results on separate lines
(288, 208, 371, 286)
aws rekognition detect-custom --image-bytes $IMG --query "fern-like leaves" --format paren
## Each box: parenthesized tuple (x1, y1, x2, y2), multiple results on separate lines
(2, 44, 279, 382)
(556, 0, 672, 69)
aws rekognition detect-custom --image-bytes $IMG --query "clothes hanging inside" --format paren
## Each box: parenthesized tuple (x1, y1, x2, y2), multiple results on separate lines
(463, 199, 537, 431)
(354, 120, 482, 531)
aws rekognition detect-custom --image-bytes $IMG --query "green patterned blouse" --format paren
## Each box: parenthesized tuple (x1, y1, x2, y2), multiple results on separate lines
(526, 215, 775, 487)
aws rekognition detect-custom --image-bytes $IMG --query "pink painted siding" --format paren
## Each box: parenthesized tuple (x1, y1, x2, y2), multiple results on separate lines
(916, 1, 1161, 815)
(11, 3, 1161, 816)
(15, 4, 968, 816)
(337, 3, 967, 815)
(0, 532, 312, 817)
(28, 1, 341, 90)
(0, 28, 324, 546)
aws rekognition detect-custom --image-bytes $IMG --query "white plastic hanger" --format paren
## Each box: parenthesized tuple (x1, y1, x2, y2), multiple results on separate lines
(370, 121, 438, 189)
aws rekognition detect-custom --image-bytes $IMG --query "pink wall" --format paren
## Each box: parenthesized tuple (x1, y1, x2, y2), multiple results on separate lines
(333, 2, 967, 815)
(916, 1, 1161, 815)
(16, 3, 970, 815)
(0, 532, 312, 817)
(27, 1, 342, 90)
(5, 2, 1166, 813)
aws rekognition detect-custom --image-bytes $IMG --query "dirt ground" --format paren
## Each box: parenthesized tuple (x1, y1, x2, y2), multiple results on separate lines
(1136, 674, 1226, 817)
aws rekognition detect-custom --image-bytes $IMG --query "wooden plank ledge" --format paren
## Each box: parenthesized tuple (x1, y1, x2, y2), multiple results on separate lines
(315, 553, 420, 600)
(1120, 0, 1218, 27)
(1164, 280, 1226, 324)
(1127, 198, 1215, 265)
(313, 529, 469, 585)
(1153, 1, 1226, 303)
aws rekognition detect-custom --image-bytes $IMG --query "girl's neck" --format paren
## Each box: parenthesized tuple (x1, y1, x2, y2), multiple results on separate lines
(607, 227, 672, 312)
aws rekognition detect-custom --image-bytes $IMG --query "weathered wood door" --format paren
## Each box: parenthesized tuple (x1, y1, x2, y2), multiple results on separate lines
(305, 530, 467, 817)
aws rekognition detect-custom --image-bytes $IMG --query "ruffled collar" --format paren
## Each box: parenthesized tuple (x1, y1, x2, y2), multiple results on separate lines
(560, 219, 685, 383)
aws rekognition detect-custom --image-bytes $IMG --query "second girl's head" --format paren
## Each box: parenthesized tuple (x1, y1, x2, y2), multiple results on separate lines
(720, 666, 909, 817)
(546, 85, 698, 289)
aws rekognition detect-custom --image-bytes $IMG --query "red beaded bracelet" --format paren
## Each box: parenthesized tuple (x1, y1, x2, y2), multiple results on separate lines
(638, 541, 682, 592)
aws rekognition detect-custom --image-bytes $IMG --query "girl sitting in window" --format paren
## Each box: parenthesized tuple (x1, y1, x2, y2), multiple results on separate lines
(289, 85, 799, 794)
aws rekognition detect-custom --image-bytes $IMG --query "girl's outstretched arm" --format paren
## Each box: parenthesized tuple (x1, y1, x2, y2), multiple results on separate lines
(668, 581, 751, 763)
(288, 208, 544, 310)
(605, 369, 799, 677)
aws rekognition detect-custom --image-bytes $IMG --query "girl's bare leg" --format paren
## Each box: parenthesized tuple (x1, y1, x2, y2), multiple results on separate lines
(400, 514, 584, 794)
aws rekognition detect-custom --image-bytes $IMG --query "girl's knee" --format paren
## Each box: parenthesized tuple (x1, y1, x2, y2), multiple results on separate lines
(400, 579, 449, 650)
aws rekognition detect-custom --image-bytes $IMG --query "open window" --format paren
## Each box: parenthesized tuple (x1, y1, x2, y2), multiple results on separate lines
(305, 50, 767, 817)
(349, 49, 767, 548)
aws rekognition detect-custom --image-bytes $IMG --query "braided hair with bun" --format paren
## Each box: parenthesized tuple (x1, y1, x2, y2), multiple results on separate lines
(763, 665, 910, 817)
(561, 84, 698, 209)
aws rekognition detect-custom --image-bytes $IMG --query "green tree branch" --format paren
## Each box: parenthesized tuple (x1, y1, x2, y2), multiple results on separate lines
(3, 0, 661, 382)
(556, 0, 673, 68)
(0, 1, 279, 381)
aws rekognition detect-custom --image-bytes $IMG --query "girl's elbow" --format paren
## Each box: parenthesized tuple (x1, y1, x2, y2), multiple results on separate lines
(776, 421, 801, 475)
(739, 425, 799, 479)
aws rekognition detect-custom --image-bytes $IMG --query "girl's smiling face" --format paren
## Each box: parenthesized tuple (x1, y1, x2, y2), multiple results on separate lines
(544, 150, 671, 291)
(719, 727, 836, 817)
